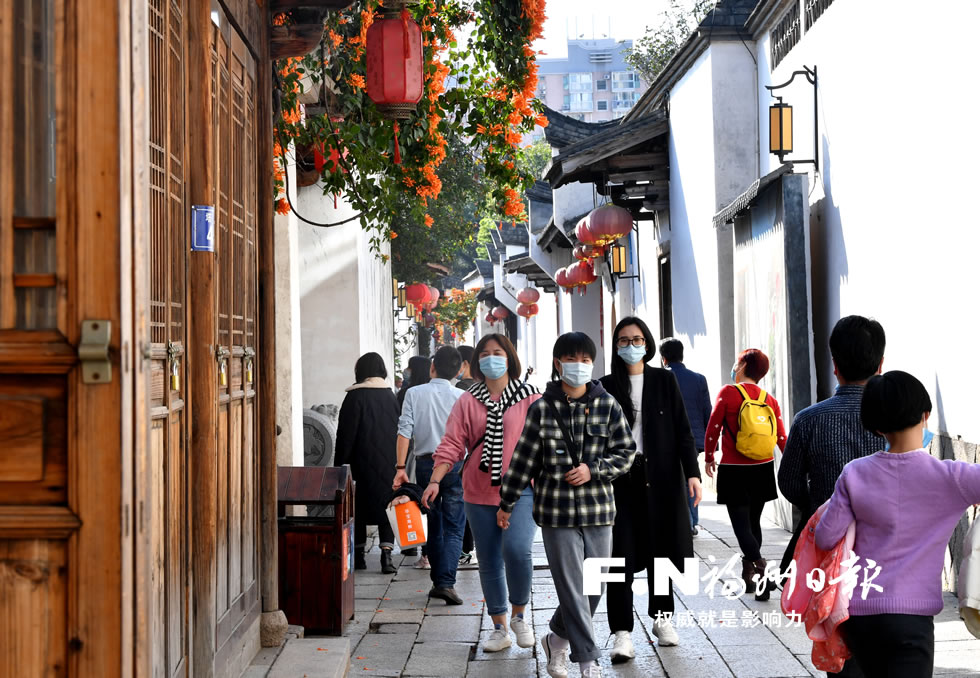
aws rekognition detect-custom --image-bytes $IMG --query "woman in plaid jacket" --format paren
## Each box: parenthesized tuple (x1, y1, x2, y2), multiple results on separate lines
(497, 332, 637, 678)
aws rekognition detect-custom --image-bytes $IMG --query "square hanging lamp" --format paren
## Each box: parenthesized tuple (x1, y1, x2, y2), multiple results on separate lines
(769, 101, 793, 161)
(610, 243, 628, 276)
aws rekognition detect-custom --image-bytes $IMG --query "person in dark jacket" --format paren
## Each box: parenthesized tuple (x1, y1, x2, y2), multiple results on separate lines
(336, 352, 401, 574)
(659, 337, 712, 536)
(601, 317, 702, 660)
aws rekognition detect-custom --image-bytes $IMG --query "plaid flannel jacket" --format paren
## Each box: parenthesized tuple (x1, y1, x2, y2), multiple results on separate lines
(498, 384, 637, 528)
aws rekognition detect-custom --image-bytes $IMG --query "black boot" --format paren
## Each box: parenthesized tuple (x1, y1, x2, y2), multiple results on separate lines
(752, 558, 777, 601)
(741, 557, 755, 592)
(355, 550, 367, 571)
(380, 548, 396, 575)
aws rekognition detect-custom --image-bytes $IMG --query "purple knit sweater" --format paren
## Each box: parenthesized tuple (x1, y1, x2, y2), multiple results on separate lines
(815, 450, 980, 616)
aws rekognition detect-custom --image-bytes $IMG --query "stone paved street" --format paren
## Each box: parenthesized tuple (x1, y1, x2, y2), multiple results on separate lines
(339, 491, 980, 677)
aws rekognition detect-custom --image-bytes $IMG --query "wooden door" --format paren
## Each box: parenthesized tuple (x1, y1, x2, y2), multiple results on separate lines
(0, 0, 128, 676)
(211, 16, 261, 663)
(147, 1, 190, 676)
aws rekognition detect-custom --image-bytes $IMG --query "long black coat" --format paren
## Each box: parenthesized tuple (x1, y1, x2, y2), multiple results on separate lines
(335, 379, 399, 526)
(601, 366, 701, 570)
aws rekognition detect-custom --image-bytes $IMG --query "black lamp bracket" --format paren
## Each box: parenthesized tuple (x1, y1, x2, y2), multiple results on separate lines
(765, 65, 818, 172)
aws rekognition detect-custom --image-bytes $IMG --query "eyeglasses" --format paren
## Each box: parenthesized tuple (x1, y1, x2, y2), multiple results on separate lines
(616, 336, 646, 348)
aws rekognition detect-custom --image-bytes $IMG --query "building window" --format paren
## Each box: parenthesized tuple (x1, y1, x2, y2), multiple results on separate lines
(597, 100, 608, 111)
(568, 92, 593, 112)
(567, 73, 592, 92)
(770, 2, 800, 69)
(658, 254, 673, 339)
(612, 71, 638, 92)
(596, 79, 608, 91)
(562, 94, 570, 111)
(804, 0, 836, 31)
(613, 91, 637, 111)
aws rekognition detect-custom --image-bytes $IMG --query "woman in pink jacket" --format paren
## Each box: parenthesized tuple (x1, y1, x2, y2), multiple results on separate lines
(423, 334, 540, 653)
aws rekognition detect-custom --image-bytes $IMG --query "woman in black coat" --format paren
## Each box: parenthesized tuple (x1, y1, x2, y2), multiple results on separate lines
(335, 352, 400, 574)
(600, 316, 702, 661)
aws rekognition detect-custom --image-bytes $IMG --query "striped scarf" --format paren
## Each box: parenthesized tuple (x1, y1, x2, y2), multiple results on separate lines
(469, 380, 538, 486)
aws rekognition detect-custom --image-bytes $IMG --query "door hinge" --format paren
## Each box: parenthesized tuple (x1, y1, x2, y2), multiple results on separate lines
(78, 320, 112, 384)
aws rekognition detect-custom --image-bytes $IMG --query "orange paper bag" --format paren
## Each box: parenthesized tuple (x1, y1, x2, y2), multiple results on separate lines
(386, 498, 428, 548)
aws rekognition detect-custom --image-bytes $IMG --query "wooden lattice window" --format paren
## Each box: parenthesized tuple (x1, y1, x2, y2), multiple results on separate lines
(1, 0, 63, 330)
(804, 0, 835, 31)
(770, 2, 801, 70)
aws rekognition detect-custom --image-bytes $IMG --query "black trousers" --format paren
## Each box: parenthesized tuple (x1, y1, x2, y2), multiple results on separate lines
(840, 614, 934, 678)
(462, 518, 474, 554)
(355, 518, 394, 553)
(606, 488, 675, 632)
(726, 499, 766, 561)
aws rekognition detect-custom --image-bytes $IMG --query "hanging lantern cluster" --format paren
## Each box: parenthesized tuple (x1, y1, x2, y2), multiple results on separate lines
(365, 0, 424, 164)
(516, 287, 540, 322)
(404, 283, 441, 321)
(555, 267, 575, 295)
(491, 306, 509, 321)
(588, 204, 633, 247)
(555, 260, 598, 296)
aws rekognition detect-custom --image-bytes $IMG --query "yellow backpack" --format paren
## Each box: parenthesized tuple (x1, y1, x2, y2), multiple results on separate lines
(731, 383, 777, 460)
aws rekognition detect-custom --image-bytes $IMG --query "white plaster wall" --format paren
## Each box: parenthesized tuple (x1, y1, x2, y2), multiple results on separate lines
(274, 151, 305, 466)
(553, 181, 598, 230)
(755, 1, 980, 442)
(666, 49, 726, 395)
(357, 227, 395, 380)
(297, 187, 365, 410)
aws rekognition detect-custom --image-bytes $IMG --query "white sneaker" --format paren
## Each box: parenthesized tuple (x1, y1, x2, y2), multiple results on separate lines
(413, 555, 430, 570)
(580, 660, 602, 677)
(652, 618, 680, 646)
(483, 627, 512, 652)
(610, 630, 634, 663)
(542, 632, 569, 678)
(511, 616, 535, 648)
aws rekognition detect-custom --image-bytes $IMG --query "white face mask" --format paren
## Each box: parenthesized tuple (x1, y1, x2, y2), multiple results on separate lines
(560, 361, 593, 388)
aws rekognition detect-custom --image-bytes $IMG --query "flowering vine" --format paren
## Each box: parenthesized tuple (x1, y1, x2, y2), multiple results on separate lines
(272, 0, 549, 252)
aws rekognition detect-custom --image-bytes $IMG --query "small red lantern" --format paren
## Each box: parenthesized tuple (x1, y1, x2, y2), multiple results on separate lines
(485, 311, 496, 325)
(588, 204, 633, 246)
(426, 286, 440, 310)
(517, 303, 539, 319)
(517, 287, 540, 304)
(573, 244, 600, 261)
(555, 266, 574, 295)
(405, 282, 429, 305)
(566, 260, 598, 295)
(492, 306, 509, 320)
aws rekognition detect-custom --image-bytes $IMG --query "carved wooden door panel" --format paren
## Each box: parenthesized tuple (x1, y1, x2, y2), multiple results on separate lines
(211, 15, 261, 664)
(147, 1, 190, 676)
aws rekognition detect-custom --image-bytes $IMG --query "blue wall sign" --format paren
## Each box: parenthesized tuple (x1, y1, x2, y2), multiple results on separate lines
(191, 205, 215, 252)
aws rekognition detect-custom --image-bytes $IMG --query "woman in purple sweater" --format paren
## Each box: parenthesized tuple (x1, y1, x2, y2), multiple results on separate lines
(815, 370, 980, 677)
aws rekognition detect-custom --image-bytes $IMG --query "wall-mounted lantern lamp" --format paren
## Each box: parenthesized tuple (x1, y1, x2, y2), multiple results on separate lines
(765, 65, 817, 171)
(610, 243, 628, 275)
(397, 286, 407, 310)
(392, 278, 399, 299)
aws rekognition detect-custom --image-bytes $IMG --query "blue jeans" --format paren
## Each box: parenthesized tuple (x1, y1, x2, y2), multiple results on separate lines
(415, 455, 466, 589)
(464, 490, 535, 617)
(689, 449, 702, 527)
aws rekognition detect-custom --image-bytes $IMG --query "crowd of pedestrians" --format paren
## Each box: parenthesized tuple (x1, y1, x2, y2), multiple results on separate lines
(330, 313, 980, 678)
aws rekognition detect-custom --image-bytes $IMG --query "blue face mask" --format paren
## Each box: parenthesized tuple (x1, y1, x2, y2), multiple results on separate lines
(730, 369, 736, 381)
(560, 361, 593, 388)
(617, 345, 646, 365)
(884, 428, 934, 452)
(479, 355, 508, 380)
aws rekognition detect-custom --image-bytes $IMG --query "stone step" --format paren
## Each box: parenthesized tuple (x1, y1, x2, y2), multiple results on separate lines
(266, 637, 350, 678)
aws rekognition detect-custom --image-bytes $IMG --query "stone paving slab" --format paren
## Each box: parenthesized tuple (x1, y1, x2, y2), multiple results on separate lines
(418, 615, 482, 643)
(372, 608, 425, 627)
(377, 623, 421, 634)
(350, 632, 416, 675)
(267, 638, 350, 678)
(465, 657, 538, 677)
(714, 642, 811, 677)
(403, 641, 473, 677)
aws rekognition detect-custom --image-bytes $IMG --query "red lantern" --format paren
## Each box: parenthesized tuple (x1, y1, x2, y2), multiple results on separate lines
(366, 7, 424, 118)
(485, 311, 496, 325)
(517, 287, 540, 304)
(492, 306, 509, 320)
(405, 282, 429, 305)
(426, 286, 440, 310)
(575, 216, 597, 247)
(588, 204, 633, 246)
(573, 244, 601, 261)
(566, 260, 597, 295)
(517, 303, 539, 319)
(555, 266, 574, 295)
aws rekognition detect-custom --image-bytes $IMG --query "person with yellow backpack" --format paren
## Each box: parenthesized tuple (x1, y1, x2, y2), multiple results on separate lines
(704, 348, 787, 600)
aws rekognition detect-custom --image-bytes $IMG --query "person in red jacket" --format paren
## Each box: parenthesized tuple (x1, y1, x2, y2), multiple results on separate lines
(704, 348, 787, 600)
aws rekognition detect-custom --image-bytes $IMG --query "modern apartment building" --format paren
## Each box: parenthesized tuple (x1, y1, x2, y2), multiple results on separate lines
(534, 38, 647, 131)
